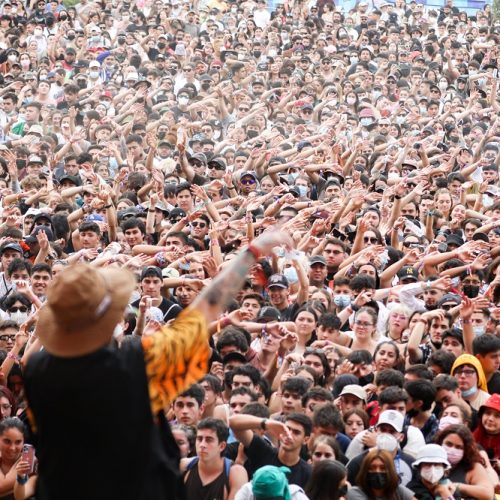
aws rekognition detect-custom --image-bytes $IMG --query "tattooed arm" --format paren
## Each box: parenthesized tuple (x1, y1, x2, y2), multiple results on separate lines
(191, 231, 292, 323)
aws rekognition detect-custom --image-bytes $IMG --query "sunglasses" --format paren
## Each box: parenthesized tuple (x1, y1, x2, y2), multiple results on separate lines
(240, 178, 256, 185)
(208, 164, 225, 171)
(239, 107, 249, 112)
(363, 236, 378, 244)
(191, 221, 207, 228)
(9, 306, 28, 313)
(0, 335, 15, 341)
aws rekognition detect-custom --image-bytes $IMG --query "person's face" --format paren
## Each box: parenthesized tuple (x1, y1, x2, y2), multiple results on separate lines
(374, 343, 398, 371)
(267, 286, 288, 308)
(0, 327, 17, 351)
(295, 311, 316, 337)
(340, 394, 364, 414)
(309, 263, 327, 283)
(172, 429, 190, 458)
(424, 286, 446, 310)
(124, 227, 144, 247)
(190, 218, 208, 238)
(454, 364, 478, 393)
(196, 428, 225, 462)
(165, 236, 184, 252)
(79, 230, 100, 249)
(280, 420, 307, 452)
(363, 231, 379, 248)
(176, 189, 192, 211)
(303, 353, 324, 376)
(311, 442, 336, 464)
(229, 393, 253, 415)
(0, 427, 23, 462)
(380, 401, 406, 416)
(442, 337, 464, 358)
(31, 270, 51, 296)
(281, 390, 303, 415)
(176, 284, 198, 307)
(174, 396, 202, 426)
(323, 243, 344, 268)
(353, 311, 376, 339)
(482, 407, 500, 435)
(240, 298, 260, 320)
(141, 276, 162, 298)
(1, 250, 22, 269)
(344, 413, 365, 439)
(239, 175, 257, 194)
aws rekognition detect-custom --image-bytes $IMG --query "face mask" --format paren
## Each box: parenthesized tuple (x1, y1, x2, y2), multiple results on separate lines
(9, 311, 29, 325)
(157, 42, 166, 49)
(367, 472, 388, 489)
(16, 159, 26, 169)
(360, 118, 373, 127)
(396, 115, 405, 125)
(438, 415, 461, 431)
(442, 445, 463, 465)
(358, 372, 374, 385)
(247, 129, 259, 139)
(332, 294, 350, 311)
(89, 71, 99, 79)
(35, 29, 43, 37)
(288, 172, 299, 182)
(450, 277, 460, 288)
(112, 323, 123, 339)
(281, 32, 289, 41)
(253, 50, 262, 58)
(420, 464, 445, 484)
(376, 433, 398, 452)
(372, 90, 381, 100)
(350, 56, 359, 64)
(439, 81, 448, 91)
(60, 15, 67, 20)
(67, 33, 75, 40)
(283, 266, 298, 284)
(178, 96, 189, 106)
(347, 97, 357, 105)
(293, 185, 306, 197)
(477, 78, 486, 86)
(8, 54, 17, 62)
(449, 135, 459, 143)
(482, 194, 494, 207)
(21, 60, 30, 68)
(461, 385, 477, 398)
(462, 284, 480, 298)
(473, 325, 485, 336)
(77, 80, 87, 89)
(419, 106, 427, 115)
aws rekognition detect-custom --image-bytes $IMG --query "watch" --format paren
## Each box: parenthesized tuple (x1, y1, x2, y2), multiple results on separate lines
(260, 419, 268, 431)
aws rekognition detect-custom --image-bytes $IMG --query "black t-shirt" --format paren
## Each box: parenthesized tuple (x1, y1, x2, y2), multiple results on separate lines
(131, 296, 182, 322)
(487, 371, 500, 395)
(244, 435, 311, 488)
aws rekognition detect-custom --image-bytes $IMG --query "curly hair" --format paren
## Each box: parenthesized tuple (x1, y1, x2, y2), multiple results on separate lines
(434, 424, 485, 471)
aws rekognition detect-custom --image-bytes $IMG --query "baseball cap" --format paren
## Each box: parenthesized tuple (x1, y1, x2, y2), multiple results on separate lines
(222, 352, 247, 366)
(256, 306, 282, 323)
(59, 175, 81, 186)
(33, 213, 52, 225)
(25, 226, 54, 245)
(377, 410, 404, 432)
(309, 255, 327, 266)
(28, 124, 43, 135)
(412, 444, 450, 468)
(252, 466, 291, 500)
(28, 154, 43, 164)
(140, 266, 163, 281)
(339, 384, 367, 403)
(267, 274, 289, 289)
(169, 208, 187, 220)
(0, 242, 23, 255)
(437, 293, 462, 308)
(397, 266, 419, 282)
(240, 171, 257, 181)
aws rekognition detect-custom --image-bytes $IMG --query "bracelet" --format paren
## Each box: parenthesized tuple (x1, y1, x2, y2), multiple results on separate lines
(7, 352, 19, 363)
(462, 318, 472, 324)
(210, 240, 219, 246)
(104, 204, 113, 209)
(394, 195, 402, 200)
(16, 474, 28, 485)
(227, 185, 235, 189)
(260, 418, 268, 431)
(261, 324, 267, 339)
(246, 244, 262, 261)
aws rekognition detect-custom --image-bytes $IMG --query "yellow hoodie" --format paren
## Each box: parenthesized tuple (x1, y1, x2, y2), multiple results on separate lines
(451, 354, 488, 392)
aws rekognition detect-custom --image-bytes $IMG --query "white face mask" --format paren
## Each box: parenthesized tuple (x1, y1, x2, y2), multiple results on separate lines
(7, 54, 17, 62)
(346, 97, 356, 105)
(178, 96, 189, 106)
(438, 81, 448, 91)
(35, 29, 43, 37)
(420, 464, 445, 484)
(9, 311, 29, 325)
(89, 71, 99, 79)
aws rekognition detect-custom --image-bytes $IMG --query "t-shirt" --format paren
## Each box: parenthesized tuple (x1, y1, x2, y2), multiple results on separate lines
(487, 371, 500, 395)
(131, 296, 182, 323)
(244, 435, 311, 488)
(346, 485, 414, 500)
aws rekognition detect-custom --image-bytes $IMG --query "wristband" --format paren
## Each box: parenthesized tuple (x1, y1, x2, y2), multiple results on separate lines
(462, 318, 472, 324)
(394, 195, 402, 200)
(260, 418, 268, 431)
(104, 204, 113, 209)
(16, 474, 28, 485)
(227, 185, 235, 189)
(7, 352, 19, 363)
(246, 244, 262, 261)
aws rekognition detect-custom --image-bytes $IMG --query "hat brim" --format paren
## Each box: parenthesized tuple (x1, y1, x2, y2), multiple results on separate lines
(412, 457, 450, 469)
(37, 266, 135, 357)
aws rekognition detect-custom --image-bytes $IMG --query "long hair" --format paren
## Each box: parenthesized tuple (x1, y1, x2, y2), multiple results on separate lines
(304, 460, 346, 500)
(435, 424, 484, 471)
(356, 449, 399, 500)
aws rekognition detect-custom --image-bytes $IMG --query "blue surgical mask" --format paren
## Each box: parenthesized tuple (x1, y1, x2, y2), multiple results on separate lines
(473, 325, 485, 336)
(461, 385, 478, 398)
(283, 267, 298, 284)
(451, 277, 460, 288)
(360, 118, 372, 127)
(333, 294, 351, 308)
(296, 185, 308, 197)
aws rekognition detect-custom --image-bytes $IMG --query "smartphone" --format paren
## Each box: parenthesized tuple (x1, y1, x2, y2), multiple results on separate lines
(312, 210, 330, 219)
(437, 141, 449, 152)
(21, 444, 35, 474)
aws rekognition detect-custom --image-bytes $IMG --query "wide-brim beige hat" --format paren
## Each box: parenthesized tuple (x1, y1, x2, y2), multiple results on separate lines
(37, 264, 135, 357)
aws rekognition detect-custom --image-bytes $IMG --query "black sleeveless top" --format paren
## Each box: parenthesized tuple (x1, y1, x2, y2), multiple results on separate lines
(184, 460, 229, 500)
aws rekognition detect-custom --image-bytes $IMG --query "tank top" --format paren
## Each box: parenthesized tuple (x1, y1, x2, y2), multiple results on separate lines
(184, 458, 231, 500)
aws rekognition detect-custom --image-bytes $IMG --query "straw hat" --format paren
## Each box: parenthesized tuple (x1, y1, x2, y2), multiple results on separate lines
(37, 264, 135, 357)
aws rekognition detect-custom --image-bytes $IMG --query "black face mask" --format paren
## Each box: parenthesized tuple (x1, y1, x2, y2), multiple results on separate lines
(406, 408, 419, 418)
(60, 15, 67, 21)
(169, 68, 177, 76)
(158, 131, 166, 140)
(67, 33, 75, 40)
(16, 159, 26, 169)
(367, 472, 387, 490)
(338, 485, 348, 497)
(356, 372, 373, 386)
(462, 284, 480, 298)
(77, 80, 86, 89)
(253, 50, 262, 58)
(157, 42, 166, 49)
(430, 339, 442, 349)
(201, 83, 210, 90)
(449, 135, 459, 143)
(247, 130, 259, 139)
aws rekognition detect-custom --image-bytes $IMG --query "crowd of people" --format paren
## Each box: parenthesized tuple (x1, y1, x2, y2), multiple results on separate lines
(0, 0, 499, 497)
